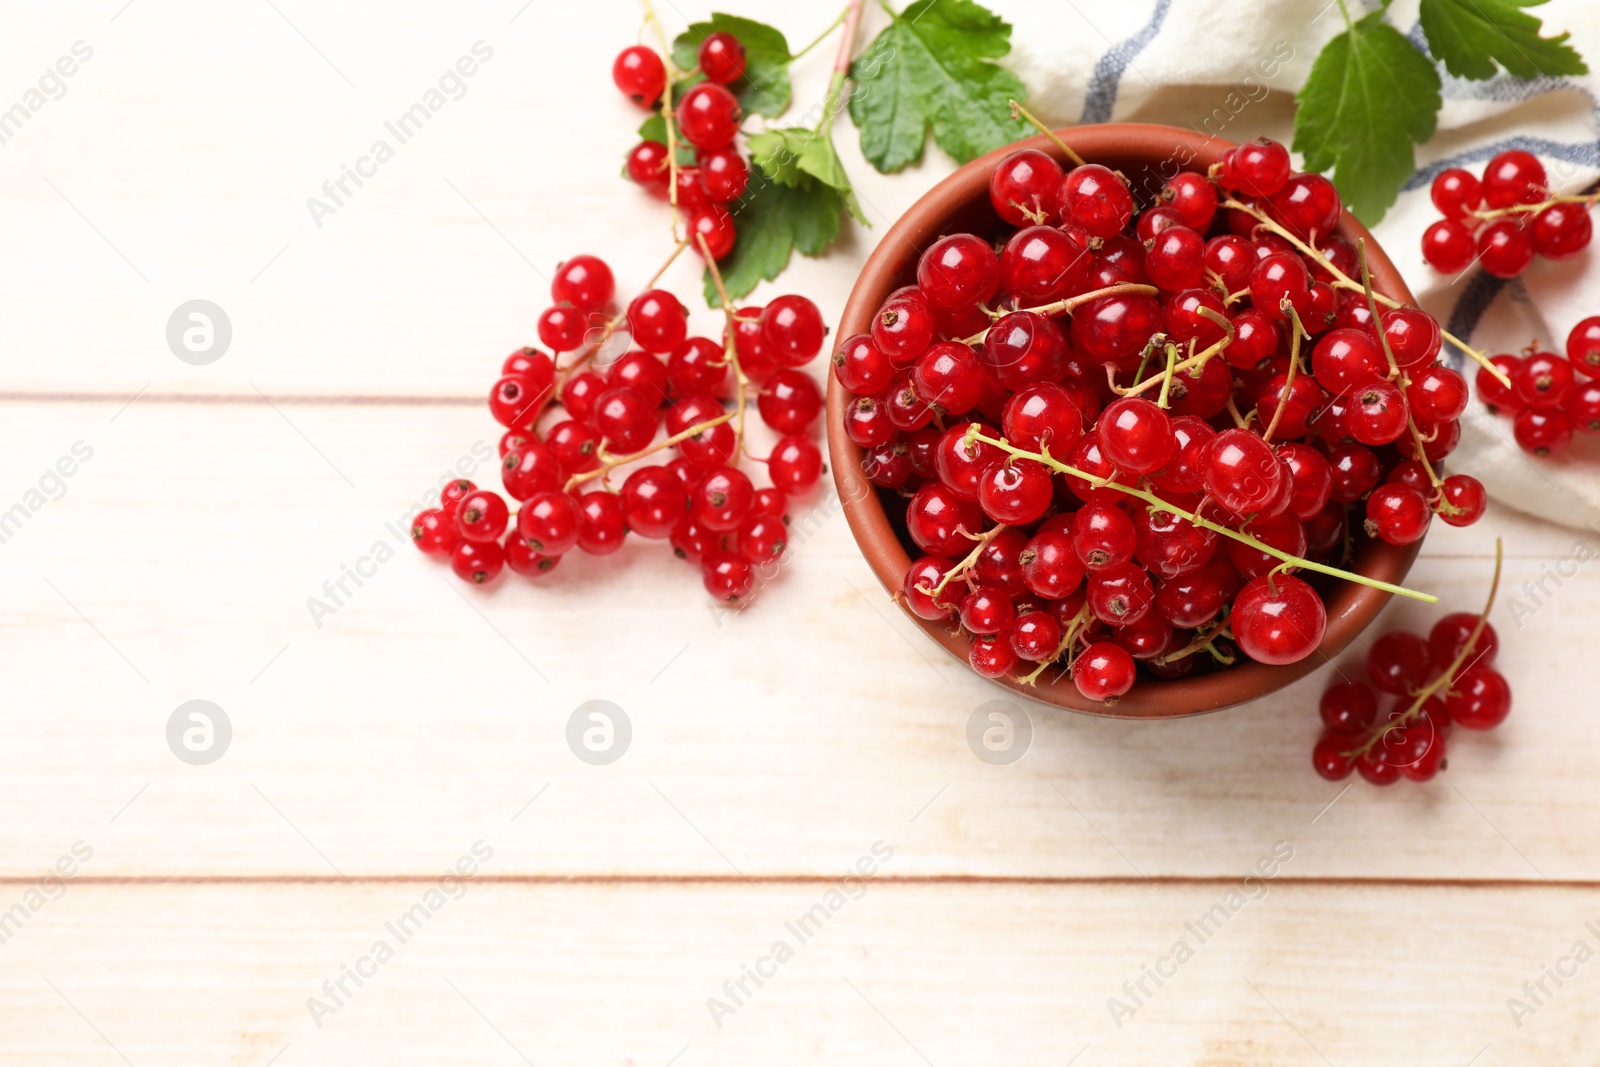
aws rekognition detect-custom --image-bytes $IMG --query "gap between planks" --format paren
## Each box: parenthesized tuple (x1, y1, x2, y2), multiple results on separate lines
(2, 873, 1596, 890)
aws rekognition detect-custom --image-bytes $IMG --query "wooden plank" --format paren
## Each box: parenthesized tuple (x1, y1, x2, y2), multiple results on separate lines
(0, 881, 1595, 1065)
(0, 400, 1592, 880)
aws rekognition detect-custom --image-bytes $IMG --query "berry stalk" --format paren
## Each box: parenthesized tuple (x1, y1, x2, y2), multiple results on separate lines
(564, 409, 737, 492)
(914, 523, 1009, 602)
(1006, 99, 1088, 168)
(964, 427, 1439, 603)
(1469, 189, 1600, 222)
(641, 0, 685, 235)
(1016, 600, 1094, 686)
(697, 233, 751, 458)
(1344, 539, 1503, 760)
(961, 283, 1160, 344)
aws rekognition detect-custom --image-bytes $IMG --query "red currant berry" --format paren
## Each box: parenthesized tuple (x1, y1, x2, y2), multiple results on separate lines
(690, 466, 754, 532)
(538, 307, 588, 353)
(1321, 680, 1378, 735)
(456, 489, 509, 543)
(1163, 170, 1218, 230)
(1144, 226, 1207, 291)
(960, 585, 1016, 635)
(1408, 365, 1469, 423)
(504, 533, 559, 578)
(560, 370, 607, 423)
(1277, 442, 1332, 521)
(1009, 610, 1062, 661)
(1482, 149, 1547, 209)
(575, 491, 626, 555)
(1346, 379, 1410, 446)
(906, 482, 983, 556)
(1513, 351, 1574, 409)
(551, 255, 615, 312)
(1231, 574, 1326, 665)
(1382, 307, 1443, 372)
(1364, 483, 1431, 545)
(1430, 168, 1483, 219)
(981, 311, 1070, 390)
(1310, 327, 1385, 394)
(1531, 201, 1593, 259)
(702, 551, 754, 605)
(1073, 641, 1136, 703)
(1001, 382, 1083, 454)
(1060, 164, 1134, 239)
(612, 45, 666, 108)
(918, 233, 1001, 310)
(626, 140, 670, 191)
(1477, 353, 1523, 412)
(627, 289, 688, 353)
(1437, 474, 1486, 528)
(1567, 316, 1600, 377)
(488, 375, 546, 430)
(977, 459, 1052, 525)
(608, 349, 669, 405)
(1202, 429, 1283, 514)
(913, 341, 987, 414)
(516, 491, 581, 556)
(1324, 441, 1380, 503)
(411, 508, 461, 557)
(1429, 612, 1497, 672)
(1477, 219, 1535, 278)
(1446, 666, 1511, 729)
(1421, 218, 1478, 273)
(697, 31, 746, 84)
(591, 387, 658, 453)
(1134, 507, 1217, 579)
(872, 291, 936, 365)
(1312, 734, 1355, 781)
(621, 465, 689, 539)
(1266, 173, 1342, 241)
(668, 337, 730, 397)
(1250, 251, 1312, 321)
(1097, 397, 1175, 474)
(969, 634, 1019, 678)
(696, 146, 749, 203)
(676, 82, 741, 150)
(760, 295, 826, 367)
(501, 441, 566, 501)
(1229, 138, 1291, 197)
(843, 395, 894, 448)
(688, 205, 736, 260)
(769, 434, 824, 496)
(990, 149, 1064, 226)
(1356, 745, 1401, 786)
(1256, 373, 1326, 439)
(1225, 511, 1306, 580)
(451, 538, 504, 584)
(736, 514, 786, 566)
(1071, 293, 1165, 367)
(903, 556, 958, 620)
(1366, 630, 1431, 694)
(1086, 562, 1154, 626)
(1514, 407, 1573, 456)
(1000, 224, 1092, 303)
(1573, 382, 1600, 430)
(757, 370, 822, 434)
(1020, 530, 1084, 599)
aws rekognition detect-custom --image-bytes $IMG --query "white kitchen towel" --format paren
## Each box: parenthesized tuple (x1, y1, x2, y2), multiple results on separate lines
(1004, 0, 1600, 528)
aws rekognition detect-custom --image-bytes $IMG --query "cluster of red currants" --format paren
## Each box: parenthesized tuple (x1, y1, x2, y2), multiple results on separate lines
(1475, 317, 1600, 457)
(1422, 150, 1596, 278)
(833, 135, 1487, 703)
(1314, 611, 1510, 785)
(615, 34, 749, 260)
(410, 252, 830, 603)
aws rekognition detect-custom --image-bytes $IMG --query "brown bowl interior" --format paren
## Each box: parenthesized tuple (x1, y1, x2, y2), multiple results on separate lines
(827, 123, 1425, 719)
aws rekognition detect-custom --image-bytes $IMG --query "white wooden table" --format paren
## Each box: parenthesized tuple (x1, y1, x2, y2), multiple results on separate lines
(1, 1, 1595, 1063)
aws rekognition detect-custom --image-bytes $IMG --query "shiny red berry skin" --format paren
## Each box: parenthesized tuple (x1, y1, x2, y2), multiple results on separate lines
(697, 31, 746, 84)
(621, 465, 688, 539)
(501, 441, 566, 501)
(999, 225, 1092, 303)
(872, 293, 936, 365)
(990, 149, 1063, 226)
(690, 466, 755, 531)
(1381, 308, 1443, 372)
(668, 337, 731, 397)
(676, 82, 741, 150)
(1228, 138, 1291, 197)
(1513, 351, 1574, 409)
(918, 233, 1001, 310)
(1312, 734, 1355, 781)
(575, 491, 626, 555)
(1356, 745, 1401, 786)
(1347, 379, 1409, 446)
(1071, 293, 1164, 367)
(697, 147, 749, 202)
(903, 556, 958, 620)
(1134, 508, 1216, 579)
(1086, 562, 1154, 626)
(913, 342, 987, 415)
(1365, 483, 1431, 545)
(1202, 429, 1282, 514)
(1001, 382, 1083, 454)
(1098, 397, 1175, 474)
(456, 490, 509, 543)
(1019, 530, 1084, 600)
(969, 635, 1019, 678)
(451, 538, 504, 584)
(769, 434, 824, 496)
(1256, 373, 1325, 439)
(1250, 251, 1312, 321)
(612, 45, 666, 108)
(1477, 353, 1522, 412)
(1482, 149, 1547, 209)
(702, 551, 754, 605)
(1060, 164, 1134, 238)
(907, 482, 983, 556)
(760, 295, 827, 367)
(832, 333, 892, 396)
(1144, 226, 1207, 291)
(608, 349, 670, 405)
(757, 370, 822, 434)
(843, 396, 894, 448)
(517, 491, 581, 556)
(1428, 612, 1498, 672)
(538, 306, 588, 352)
(627, 289, 689, 353)
(1321, 680, 1378, 735)
(1567, 316, 1600, 377)
(1311, 328, 1385, 393)
(626, 140, 670, 190)
(1163, 170, 1218, 230)
(1225, 511, 1306, 580)
(1437, 474, 1486, 527)
(1009, 610, 1062, 662)
(737, 514, 787, 566)
(411, 508, 461, 557)
(1531, 201, 1592, 259)
(1267, 173, 1341, 241)
(1513, 407, 1573, 456)
(1446, 666, 1511, 729)
(1071, 503, 1136, 573)
(1276, 443, 1332, 521)
(1408, 366, 1469, 423)
(1477, 219, 1535, 278)
(1231, 574, 1325, 665)
(982, 311, 1069, 390)
(1430, 168, 1483, 219)
(551, 255, 615, 312)
(978, 459, 1052, 525)
(960, 584, 1015, 636)
(591, 387, 658, 453)
(560, 370, 607, 424)
(1421, 218, 1477, 273)
(1073, 642, 1136, 703)
(488, 375, 546, 430)
(1366, 630, 1431, 695)
(503, 533, 559, 578)
(688, 205, 736, 260)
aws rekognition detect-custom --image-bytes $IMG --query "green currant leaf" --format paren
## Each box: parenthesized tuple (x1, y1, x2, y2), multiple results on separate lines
(703, 178, 844, 304)
(673, 13, 793, 118)
(1419, 0, 1586, 80)
(848, 0, 1027, 173)
(747, 127, 868, 223)
(1294, 9, 1441, 224)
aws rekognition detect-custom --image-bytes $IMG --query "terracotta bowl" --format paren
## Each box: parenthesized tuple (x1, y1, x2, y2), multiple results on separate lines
(827, 123, 1425, 719)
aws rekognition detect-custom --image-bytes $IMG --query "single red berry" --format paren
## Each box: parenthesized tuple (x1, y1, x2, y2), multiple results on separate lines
(690, 466, 755, 531)
(1321, 681, 1378, 735)
(1482, 149, 1547, 209)
(627, 290, 688, 353)
(488, 375, 546, 430)
(668, 337, 730, 397)
(1312, 734, 1355, 781)
(906, 482, 983, 556)
(517, 491, 581, 556)
(538, 307, 588, 353)
(676, 82, 741, 150)
(1446, 667, 1511, 729)
(451, 539, 504, 584)
(702, 551, 754, 605)
(913, 341, 987, 415)
(1356, 745, 1401, 786)
(736, 514, 787, 566)
(1513, 351, 1574, 409)
(608, 349, 669, 405)
(1428, 612, 1498, 672)
(504, 533, 560, 578)
(612, 45, 666, 108)
(1250, 252, 1312, 321)
(1477, 353, 1523, 412)
(697, 31, 746, 84)
(1163, 170, 1218, 230)
(1367, 630, 1431, 694)
(1086, 562, 1154, 626)
(990, 149, 1064, 226)
(1073, 642, 1136, 703)
(1430, 168, 1484, 219)
(969, 634, 1019, 679)
(1346, 379, 1410, 446)
(757, 369, 822, 434)
(1408, 366, 1469, 423)
(832, 333, 892, 396)
(697, 147, 749, 203)
(560, 370, 607, 424)
(688, 205, 737, 260)
(1365, 483, 1431, 545)
(1513, 407, 1573, 456)
(760, 295, 826, 367)
(903, 556, 958, 620)
(1231, 574, 1326, 665)
(977, 459, 1052, 525)
(1202, 428, 1282, 514)
(1266, 173, 1342, 241)
(1071, 293, 1165, 367)
(591, 386, 659, 453)
(626, 140, 670, 191)
(1477, 219, 1535, 279)
(1310, 327, 1385, 394)
(621, 465, 688, 539)
(960, 585, 1016, 635)
(1421, 218, 1478, 273)
(1567, 316, 1600, 378)
(769, 435, 824, 496)
(455, 489, 509, 543)
(576, 491, 626, 555)
(1228, 137, 1291, 197)
(982, 311, 1070, 390)
(1205, 234, 1256, 294)
(1144, 226, 1207, 291)
(1009, 610, 1062, 662)
(872, 291, 936, 365)
(918, 233, 1001, 310)
(501, 441, 566, 501)
(411, 508, 461, 557)
(726, 306, 777, 380)
(551, 255, 615, 312)
(1531, 201, 1593, 259)
(1060, 164, 1134, 238)
(1437, 474, 1486, 527)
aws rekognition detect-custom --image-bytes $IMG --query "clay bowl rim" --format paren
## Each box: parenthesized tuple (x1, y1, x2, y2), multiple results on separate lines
(826, 122, 1425, 720)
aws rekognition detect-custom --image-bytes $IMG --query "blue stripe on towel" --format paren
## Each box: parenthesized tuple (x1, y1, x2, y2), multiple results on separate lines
(1442, 273, 1510, 372)
(1079, 0, 1172, 125)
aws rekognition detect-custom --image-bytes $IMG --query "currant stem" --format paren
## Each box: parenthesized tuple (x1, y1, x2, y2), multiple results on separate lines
(1354, 238, 1444, 484)
(959, 283, 1160, 345)
(1220, 196, 1512, 389)
(815, 0, 865, 138)
(1156, 341, 1179, 409)
(1468, 189, 1600, 222)
(1261, 304, 1306, 444)
(916, 523, 1008, 602)
(698, 233, 751, 459)
(1006, 99, 1088, 167)
(790, 5, 850, 63)
(964, 427, 1439, 603)
(641, 0, 683, 236)
(1119, 313, 1234, 400)
(565, 409, 738, 492)
(1016, 602, 1094, 686)
(1345, 539, 1503, 760)
(1159, 623, 1235, 667)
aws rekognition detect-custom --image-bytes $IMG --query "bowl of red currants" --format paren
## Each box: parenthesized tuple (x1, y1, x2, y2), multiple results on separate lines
(828, 123, 1483, 718)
